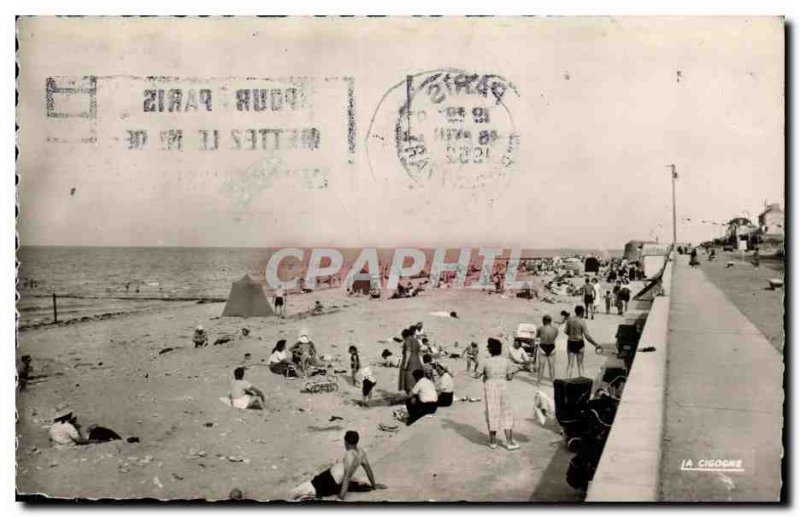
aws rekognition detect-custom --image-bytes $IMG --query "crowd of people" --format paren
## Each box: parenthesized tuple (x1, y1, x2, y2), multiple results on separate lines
(33, 256, 633, 502)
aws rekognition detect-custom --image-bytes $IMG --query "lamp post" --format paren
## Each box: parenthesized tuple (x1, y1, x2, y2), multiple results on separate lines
(667, 164, 678, 247)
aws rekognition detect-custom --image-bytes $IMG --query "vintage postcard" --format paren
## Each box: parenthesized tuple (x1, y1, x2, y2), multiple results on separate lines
(15, 16, 785, 502)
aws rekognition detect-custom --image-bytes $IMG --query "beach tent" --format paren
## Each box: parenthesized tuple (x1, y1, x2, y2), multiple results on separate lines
(222, 274, 274, 318)
(641, 243, 670, 279)
(584, 257, 600, 273)
(349, 273, 380, 295)
(350, 274, 372, 295)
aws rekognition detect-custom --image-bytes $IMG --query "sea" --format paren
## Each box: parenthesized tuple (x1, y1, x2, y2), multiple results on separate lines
(16, 246, 621, 328)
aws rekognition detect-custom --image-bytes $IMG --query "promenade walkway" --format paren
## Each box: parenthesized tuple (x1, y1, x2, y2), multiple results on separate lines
(659, 255, 783, 501)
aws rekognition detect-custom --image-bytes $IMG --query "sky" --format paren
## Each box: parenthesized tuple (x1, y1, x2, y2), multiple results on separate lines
(17, 16, 784, 249)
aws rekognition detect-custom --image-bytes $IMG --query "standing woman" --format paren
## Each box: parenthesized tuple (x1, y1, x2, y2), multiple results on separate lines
(398, 327, 423, 393)
(482, 338, 519, 450)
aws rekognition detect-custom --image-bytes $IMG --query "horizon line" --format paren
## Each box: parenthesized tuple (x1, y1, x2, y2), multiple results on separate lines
(17, 243, 631, 250)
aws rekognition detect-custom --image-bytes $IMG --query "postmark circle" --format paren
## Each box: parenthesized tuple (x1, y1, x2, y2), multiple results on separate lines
(367, 68, 520, 195)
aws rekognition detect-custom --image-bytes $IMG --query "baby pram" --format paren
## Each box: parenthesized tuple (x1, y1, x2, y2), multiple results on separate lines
(514, 323, 538, 367)
(553, 377, 593, 451)
(566, 392, 619, 491)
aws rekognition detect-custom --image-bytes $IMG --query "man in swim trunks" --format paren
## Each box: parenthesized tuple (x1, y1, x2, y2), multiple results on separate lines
(582, 277, 595, 319)
(290, 430, 385, 500)
(274, 287, 286, 318)
(535, 314, 558, 386)
(564, 305, 603, 378)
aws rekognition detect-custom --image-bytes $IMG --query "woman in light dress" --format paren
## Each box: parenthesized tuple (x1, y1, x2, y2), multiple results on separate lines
(481, 337, 519, 450)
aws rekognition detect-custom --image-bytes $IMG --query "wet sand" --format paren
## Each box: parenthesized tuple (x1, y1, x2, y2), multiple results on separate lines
(16, 284, 622, 501)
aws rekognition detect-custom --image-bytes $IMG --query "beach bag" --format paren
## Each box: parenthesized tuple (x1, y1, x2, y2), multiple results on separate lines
(88, 426, 122, 443)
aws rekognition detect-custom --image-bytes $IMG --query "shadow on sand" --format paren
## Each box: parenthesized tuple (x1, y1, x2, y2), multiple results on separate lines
(440, 418, 531, 447)
(528, 424, 584, 502)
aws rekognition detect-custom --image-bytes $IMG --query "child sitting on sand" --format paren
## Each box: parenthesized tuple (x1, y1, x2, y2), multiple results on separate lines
(380, 349, 400, 368)
(229, 367, 266, 410)
(193, 325, 208, 348)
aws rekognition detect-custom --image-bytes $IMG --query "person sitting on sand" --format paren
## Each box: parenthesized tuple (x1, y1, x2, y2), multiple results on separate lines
(405, 369, 438, 425)
(380, 349, 400, 368)
(509, 339, 534, 373)
(49, 411, 89, 448)
(464, 341, 480, 374)
(229, 367, 265, 410)
(193, 325, 208, 348)
(268, 340, 293, 375)
(291, 332, 323, 376)
(290, 431, 385, 501)
(434, 363, 454, 407)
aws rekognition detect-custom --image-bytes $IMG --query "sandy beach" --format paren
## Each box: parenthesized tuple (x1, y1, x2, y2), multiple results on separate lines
(16, 282, 622, 501)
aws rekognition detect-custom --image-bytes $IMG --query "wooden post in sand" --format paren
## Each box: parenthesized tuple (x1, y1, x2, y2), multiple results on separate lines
(52, 293, 58, 323)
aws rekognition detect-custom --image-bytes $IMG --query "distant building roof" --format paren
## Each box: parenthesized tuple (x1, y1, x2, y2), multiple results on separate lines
(759, 203, 783, 217)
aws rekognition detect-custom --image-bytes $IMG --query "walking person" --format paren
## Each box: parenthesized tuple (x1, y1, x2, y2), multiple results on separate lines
(481, 338, 519, 450)
(564, 306, 603, 378)
(591, 277, 602, 317)
(582, 277, 595, 319)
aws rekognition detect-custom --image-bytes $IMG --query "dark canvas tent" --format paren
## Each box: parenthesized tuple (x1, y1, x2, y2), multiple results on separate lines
(349, 273, 374, 295)
(222, 274, 275, 318)
(584, 257, 600, 273)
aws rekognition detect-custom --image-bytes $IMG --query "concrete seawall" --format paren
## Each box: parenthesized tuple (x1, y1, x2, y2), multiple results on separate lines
(586, 256, 673, 502)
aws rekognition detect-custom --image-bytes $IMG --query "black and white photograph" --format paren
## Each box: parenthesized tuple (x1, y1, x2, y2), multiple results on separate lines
(13, 13, 787, 504)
